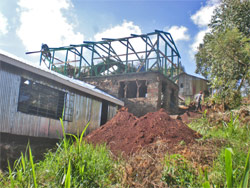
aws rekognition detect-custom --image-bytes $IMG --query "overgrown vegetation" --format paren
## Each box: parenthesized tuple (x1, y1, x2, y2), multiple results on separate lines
(160, 108, 250, 187)
(188, 111, 250, 186)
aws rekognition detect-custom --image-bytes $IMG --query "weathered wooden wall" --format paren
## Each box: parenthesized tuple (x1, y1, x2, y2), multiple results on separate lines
(178, 73, 208, 100)
(0, 62, 116, 138)
(107, 104, 118, 121)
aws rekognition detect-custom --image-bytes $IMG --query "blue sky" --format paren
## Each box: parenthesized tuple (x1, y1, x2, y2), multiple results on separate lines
(0, 0, 220, 77)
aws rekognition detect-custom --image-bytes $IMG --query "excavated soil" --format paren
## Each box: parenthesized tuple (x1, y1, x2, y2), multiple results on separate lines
(86, 108, 201, 156)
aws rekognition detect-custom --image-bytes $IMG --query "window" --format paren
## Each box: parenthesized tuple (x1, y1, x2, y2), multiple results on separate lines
(180, 83, 184, 88)
(139, 81, 147, 97)
(18, 77, 69, 120)
(127, 81, 137, 98)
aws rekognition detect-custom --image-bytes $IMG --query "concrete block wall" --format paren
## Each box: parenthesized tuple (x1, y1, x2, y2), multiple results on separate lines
(81, 72, 179, 117)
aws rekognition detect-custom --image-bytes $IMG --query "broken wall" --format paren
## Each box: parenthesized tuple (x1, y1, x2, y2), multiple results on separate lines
(82, 72, 179, 117)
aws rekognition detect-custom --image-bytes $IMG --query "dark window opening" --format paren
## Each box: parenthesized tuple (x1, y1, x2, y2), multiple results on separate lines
(180, 83, 183, 88)
(18, 78, 66, 120)
(170, 89, 176, 108)
(101, 100, 108, 125)
(139, 81, 147, 97)
(127, 81, 137, 98)
(118, 82, 125, 98)
(119, 80, 147, 98)
(161, 83, 167, 108)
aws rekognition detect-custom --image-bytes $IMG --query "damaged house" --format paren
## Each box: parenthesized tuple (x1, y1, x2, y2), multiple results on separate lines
(82, 72, 179, 117)
(32, 30, 182, 117)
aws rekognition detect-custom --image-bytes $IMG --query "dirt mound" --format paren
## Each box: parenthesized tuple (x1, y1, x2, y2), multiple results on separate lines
(86, 108, 201, 156)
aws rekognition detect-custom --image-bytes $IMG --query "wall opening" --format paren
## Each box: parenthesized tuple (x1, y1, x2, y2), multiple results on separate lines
(100, 100, 108, 125)
(118, 82, 125, 98)
(118, 80, 147, 98)
(127, 81, 137, 98)
(138, 80, 147, 97)
(161, 83, 167, 108)
(170, 89, 176, 108)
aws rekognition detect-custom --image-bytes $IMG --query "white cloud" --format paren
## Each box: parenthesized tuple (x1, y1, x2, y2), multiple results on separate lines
(94, 20, 147, 62)
(16, 0, 84, 51)
(189, 0, 220, 58)
(191, 5, 217, 28)
(165, 26, 190, 41)
(94, 20, 142, 41)
(0, 12, 8, 35)
(190, 28, 210, 54)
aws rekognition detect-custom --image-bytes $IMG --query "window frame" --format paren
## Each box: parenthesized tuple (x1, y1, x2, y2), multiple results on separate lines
(17, 77, 73, 121)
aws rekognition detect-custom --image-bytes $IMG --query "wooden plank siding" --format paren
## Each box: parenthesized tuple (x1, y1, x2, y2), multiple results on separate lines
(107, 104, 118, 121)
(0, 61, 121, 139)
(178, 73, 209, 100)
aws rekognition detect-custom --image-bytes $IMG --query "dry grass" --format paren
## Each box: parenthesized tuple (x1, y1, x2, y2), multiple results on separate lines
(116, 140, 169, 188)
(114, 137, 220, 188)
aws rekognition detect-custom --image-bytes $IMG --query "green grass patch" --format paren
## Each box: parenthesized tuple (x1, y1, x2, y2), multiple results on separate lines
(187, 111, 250, 187)
(161, 154, 205, 187)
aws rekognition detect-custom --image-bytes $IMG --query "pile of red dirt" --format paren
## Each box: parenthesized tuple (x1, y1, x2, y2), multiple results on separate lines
(86, 108, 201, 156)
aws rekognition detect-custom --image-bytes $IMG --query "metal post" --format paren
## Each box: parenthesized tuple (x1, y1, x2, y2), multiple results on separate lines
(50, 50, 55, 70)
(39, 50, 43, 66)
(165, 43, 167, 75)
(171, 49, 174, 80)
(64, 50, 68, 75)
(91, 45, 95, 76)
(145, 37, 148, 71)
(79, 46, 83, 77)
(157, 33, 160, 71)
(177, 56, 180, 76)
(107, 43, 111, 75)
(125, 39, 128, 73)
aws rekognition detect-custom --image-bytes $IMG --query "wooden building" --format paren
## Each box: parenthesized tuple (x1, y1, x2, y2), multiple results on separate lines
(177, 72, 209, 101)
(0, 51, 124, 139)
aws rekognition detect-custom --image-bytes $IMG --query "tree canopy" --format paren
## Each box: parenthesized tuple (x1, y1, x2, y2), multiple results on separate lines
(195, 0, 250, 108)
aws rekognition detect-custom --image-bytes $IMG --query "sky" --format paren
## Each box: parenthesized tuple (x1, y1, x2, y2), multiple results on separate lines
(0, 0, 220, 77)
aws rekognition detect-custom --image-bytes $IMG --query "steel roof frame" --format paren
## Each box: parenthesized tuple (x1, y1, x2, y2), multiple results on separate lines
(26, 30, 181, 80)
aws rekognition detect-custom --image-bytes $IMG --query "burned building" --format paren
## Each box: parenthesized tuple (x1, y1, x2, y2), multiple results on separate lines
(0, 51, 123, 139)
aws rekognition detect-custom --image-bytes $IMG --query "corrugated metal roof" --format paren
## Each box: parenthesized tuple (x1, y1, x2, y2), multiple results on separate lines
(0, 50, 124, 106)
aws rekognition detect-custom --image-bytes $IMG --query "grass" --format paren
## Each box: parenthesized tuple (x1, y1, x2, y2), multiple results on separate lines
(161, 154, 205, 187)
(186, 111, 250, 187)
(0, 106, 249, 187)
(0, 120, 119, 188)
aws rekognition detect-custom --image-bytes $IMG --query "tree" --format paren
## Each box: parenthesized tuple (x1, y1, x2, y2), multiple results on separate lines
(195, 0, 250, 109)
(209, 0, 250, 37)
